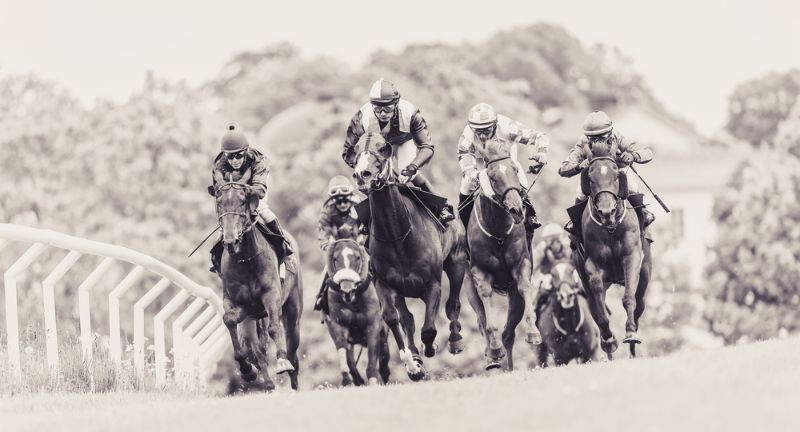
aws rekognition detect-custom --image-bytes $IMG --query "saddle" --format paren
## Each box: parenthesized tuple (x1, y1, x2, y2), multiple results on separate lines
(354, 185, 450, 232)
(209, 221, 291, 273)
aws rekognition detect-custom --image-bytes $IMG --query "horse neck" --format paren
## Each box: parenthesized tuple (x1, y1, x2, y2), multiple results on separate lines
(476, 195, 513, 238)
(369, 184, 412, 243)
(231, 226, 270, 264)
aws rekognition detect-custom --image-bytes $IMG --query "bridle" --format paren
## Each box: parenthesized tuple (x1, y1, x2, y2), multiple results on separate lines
(215, 182, 263, 262)
(474, 156, 524, 243)
(327, 239, 372, 297)
(586, 156, 627, 232)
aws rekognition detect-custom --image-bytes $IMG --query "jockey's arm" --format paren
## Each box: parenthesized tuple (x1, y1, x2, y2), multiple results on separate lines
(510, 119, 549, 165)
(343, 111, 366, 168)
(408, 111, 434, 169)
(249, 152, 269, 199)
(618, 133, 653, 164)
(558, 142, 588, 178)
(317, 207, 336, 251)
(457, 130, 479, 180)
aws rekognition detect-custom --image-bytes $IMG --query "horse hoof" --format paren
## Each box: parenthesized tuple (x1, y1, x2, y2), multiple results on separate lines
(623, 332, 642, 344)
(601, 337, 618, 354)
(276, 359, 295, 375)
(485, 359, 503, 371)
(487, 346, 506, 361)
(241, 370, 258, 382)
(448, 336, 465, 355)
(407, 367, 426, 382)
(424, 342, 438, 358)
(341, 373, 353, 387)
(368, 377, 379, 386)
(526, 332, 542, 345)
(412, 353, 424, 367)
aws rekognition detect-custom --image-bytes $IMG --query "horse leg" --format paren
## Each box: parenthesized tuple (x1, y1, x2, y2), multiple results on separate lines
(395, 296, 420, 361)
(376, 280, 424, 381)
(420, 282, 442, 358)
(634, 244, 652, 331)
(621, 248, 643, 346)
(584, 260, 617, 354)
(514, 257, 542, 345)
(281, 289, 302, 390)
(443, 252, 467, 355)
(463, 273, 487, 337)
(502, 287, 525, 371)
(222, 298, 257, 383)
(378, 326, 391, 384)
(365, 317, 384, 385)
(471, 266, 505, 369)
(251, 319, 275, 391)
(346, 344, 365, 386)
(325, 317, 353, 387)
(261, 290, 294, 375)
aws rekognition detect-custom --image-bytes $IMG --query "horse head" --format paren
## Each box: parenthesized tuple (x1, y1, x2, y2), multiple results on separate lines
(328, 239, 370, 305)
(481, 138, 525, 224)
(551, 262, 582, 309)
(352, 132, 394, 194)
(214, 174, 256, 255)
(586, 145, 624, 230)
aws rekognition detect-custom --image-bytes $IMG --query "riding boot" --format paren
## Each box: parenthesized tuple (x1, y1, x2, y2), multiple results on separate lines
(627, 193, 654, 242)
(264, 219, 294, 264)
(565, 198, 588, 250)
(209, 239, 223, 274)
(522, 196, 541, 247)
(458, 193, 475, 229)
(411, 173, 455, 223)
(314, 273, 330, 313)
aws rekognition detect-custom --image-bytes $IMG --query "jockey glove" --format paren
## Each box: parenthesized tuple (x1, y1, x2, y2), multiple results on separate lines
(400, 163, 418, 178)
(578, 159, 590, 171)
(619, 152, 635, 165)
(528, 162, 544, 174)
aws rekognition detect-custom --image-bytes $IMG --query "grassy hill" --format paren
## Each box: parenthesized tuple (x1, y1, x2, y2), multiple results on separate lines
(3, 337, 798, 432)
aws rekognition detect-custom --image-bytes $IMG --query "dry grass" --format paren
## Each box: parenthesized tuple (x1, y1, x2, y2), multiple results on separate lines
(2, 337, 798, 432)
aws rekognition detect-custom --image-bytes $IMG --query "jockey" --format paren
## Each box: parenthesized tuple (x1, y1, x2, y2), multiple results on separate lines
(558, 111, 655, 243)
(314, 175, 366, 312)
(342, 78, 454, 222)
(532, 223, 572, 313)
(209, 125, 293, 274)
(457, 102, 549, 245)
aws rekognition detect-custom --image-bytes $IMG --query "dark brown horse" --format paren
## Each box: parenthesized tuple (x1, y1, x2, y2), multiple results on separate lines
(464, 138, 541, 370)
(534, 260, 603, 366)
(352, 132, 469, 381)
(214, 179, 302, 391)
(324, 238, 391, 386)
(573, 144, 651, 357)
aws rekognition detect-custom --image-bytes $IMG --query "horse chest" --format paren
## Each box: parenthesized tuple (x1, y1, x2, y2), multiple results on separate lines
(331, 307, 370, 329)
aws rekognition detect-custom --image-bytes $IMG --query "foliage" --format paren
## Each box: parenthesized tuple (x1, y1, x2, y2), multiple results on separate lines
(705, 102, 800, 344)
(725, 69, 800, 147)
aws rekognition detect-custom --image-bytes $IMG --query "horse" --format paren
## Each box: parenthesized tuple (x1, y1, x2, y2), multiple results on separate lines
(463, 137, 542, 370)
(214, 178, 302, 391)
(533, 260, 603, 367)
(352, 132, 469, 381)
(572, 143, 652, 357)
(323, 238, 391, 386)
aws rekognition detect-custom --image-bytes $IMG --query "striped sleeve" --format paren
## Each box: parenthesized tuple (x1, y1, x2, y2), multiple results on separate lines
(457, 126, 478, 176)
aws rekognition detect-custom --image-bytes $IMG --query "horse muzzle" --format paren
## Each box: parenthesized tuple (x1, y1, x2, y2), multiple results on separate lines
(339, 281, 358, 304)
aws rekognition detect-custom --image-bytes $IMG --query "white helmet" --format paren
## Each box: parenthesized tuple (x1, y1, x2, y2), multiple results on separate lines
(468, 103, 498, 129)
(541, 223, 563, 239)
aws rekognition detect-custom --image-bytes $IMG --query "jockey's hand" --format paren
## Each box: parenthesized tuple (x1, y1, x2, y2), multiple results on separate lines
(619, 152, 635, 166)
(242, 185, 255, 196)
(207, 185, 216, 196)
(398, 164, 418, 184)
(528, 161, 544, 175)
(578, 159, 590, 171)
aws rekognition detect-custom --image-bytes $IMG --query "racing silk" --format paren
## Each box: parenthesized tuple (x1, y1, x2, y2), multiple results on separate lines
(317, 194, 364, 250)
(211, 148, 269, 198)
(457, 114, 549, 178)
(558, 130, 653, 178)
(342, 98, 433, 168)
(532, 239, 571, 276)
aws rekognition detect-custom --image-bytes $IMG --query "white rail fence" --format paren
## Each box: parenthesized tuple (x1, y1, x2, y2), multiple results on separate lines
(1, 223, 229, 388)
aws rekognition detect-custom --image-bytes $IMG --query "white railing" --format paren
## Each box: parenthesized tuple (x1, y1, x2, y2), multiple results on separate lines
(0, 223, 229, 388)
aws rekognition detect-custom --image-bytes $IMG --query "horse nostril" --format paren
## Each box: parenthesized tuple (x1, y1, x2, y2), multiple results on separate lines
(362, 170, 372, 178)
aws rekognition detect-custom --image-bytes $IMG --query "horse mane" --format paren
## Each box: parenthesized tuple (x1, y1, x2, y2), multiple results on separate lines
(589, 138, 614, 158)
(484, 137, 512, 160)
(357, 131, 388, 155)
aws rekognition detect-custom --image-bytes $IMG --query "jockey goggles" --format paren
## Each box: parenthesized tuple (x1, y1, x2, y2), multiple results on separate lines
(225, 151, 246, 161)
(329, 185, 353, 197)
(372, 104, 397, 115)
(471, 124, 496, 136)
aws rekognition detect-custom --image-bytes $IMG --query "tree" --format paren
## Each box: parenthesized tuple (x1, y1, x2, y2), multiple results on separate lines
(725, 69, 800, 147)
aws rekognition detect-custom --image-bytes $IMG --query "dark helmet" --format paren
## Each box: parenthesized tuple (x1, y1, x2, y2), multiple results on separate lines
(582, 111, 613, 136)
(220, 125, 249, 153)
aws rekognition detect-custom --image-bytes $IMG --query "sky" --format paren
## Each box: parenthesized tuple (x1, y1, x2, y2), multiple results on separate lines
(2, 0, 799, 134)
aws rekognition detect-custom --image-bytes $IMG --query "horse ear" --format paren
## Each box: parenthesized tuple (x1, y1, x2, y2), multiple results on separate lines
(207, 185, 215, 196)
